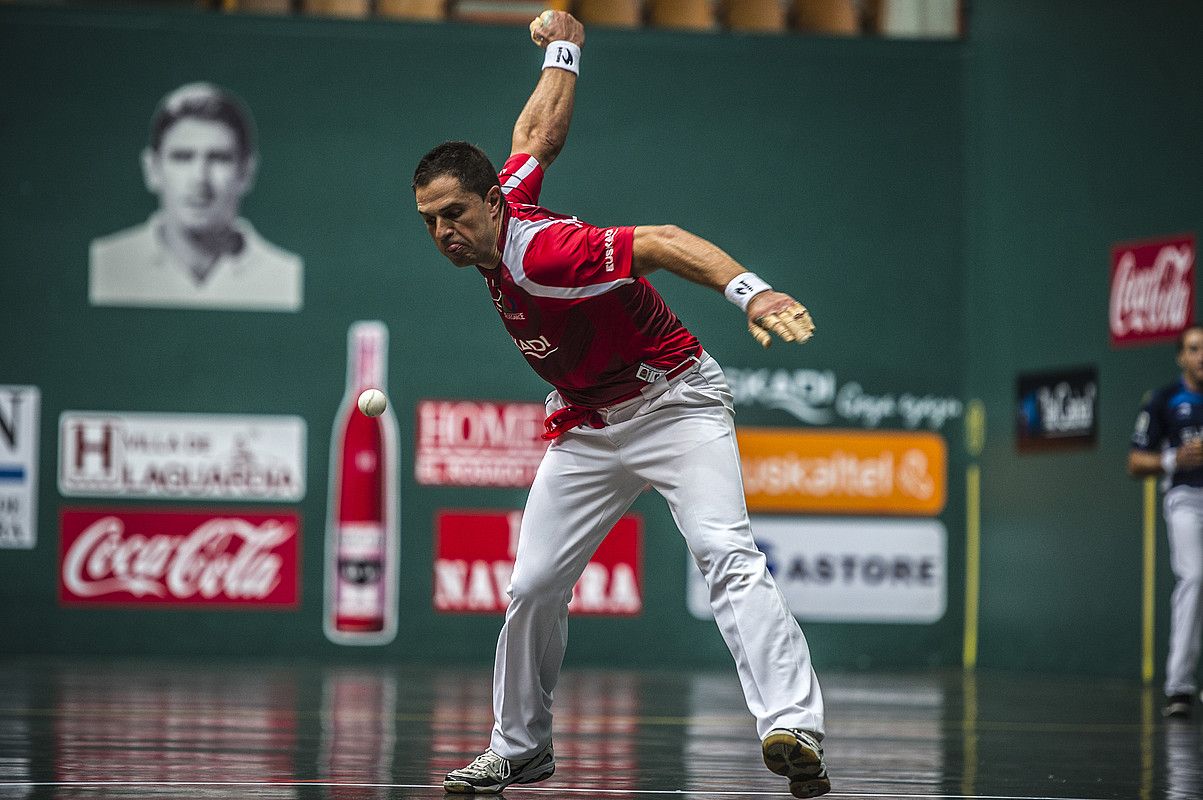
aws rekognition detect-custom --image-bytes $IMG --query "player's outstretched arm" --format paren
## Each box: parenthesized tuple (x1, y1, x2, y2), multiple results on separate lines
(1127, 450, 1163, 477)
(510, 10, 585, 169)
(631, 225, 815, 348)
(1129, 440, 1203, 477)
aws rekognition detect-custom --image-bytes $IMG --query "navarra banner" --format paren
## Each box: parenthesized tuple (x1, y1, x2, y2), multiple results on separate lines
(434, 509, 642, 616)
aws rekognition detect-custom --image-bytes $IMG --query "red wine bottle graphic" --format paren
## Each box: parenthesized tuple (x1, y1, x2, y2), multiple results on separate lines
(325, 321, 399, 645)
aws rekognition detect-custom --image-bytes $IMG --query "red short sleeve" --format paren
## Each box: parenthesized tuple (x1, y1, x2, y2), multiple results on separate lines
(498, 153, 544, 206)
(520, 222, 636, 294)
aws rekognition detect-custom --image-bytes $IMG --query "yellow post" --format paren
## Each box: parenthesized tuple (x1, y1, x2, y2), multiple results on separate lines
(963, 399, 985, 671)
(961, 670, 978, 796)
(1140, 686, 1154, 800)
(1142, 476, 1157, 684)
(963, 465, 981, 669)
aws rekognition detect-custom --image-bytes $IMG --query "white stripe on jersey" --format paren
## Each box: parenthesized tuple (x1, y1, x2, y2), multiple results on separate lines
(500, 156, 540, 196)
(504, 215, 635, 299)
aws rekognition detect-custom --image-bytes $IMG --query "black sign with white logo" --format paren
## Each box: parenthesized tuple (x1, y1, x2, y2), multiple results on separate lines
(1016, 366, 1099, 452)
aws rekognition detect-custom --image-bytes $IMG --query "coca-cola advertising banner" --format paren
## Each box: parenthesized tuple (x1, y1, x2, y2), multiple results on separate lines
(59, 508, 300, 607)
(1015, 366, 1098, 452)
(434, 510, 642, 616)
(415, 400, 549, 488)
(59, 412, 306, 501)
(1110, 234, 1195, 347)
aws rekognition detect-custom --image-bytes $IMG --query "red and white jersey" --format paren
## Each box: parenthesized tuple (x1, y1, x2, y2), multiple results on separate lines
(481, 153, 701, 408)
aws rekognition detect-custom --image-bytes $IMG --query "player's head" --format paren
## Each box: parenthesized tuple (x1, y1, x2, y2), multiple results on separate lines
(1176, 325, 1203, 354)
(412, 141, 504, 268)
(1177, 325, 1203, 385)
(142, 82, 258, 234)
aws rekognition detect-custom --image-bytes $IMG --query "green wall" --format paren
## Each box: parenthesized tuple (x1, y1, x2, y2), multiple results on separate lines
(965, 0, 1203, 675)
(3, 2, 958, 670)
(0, 0, 1191, 683)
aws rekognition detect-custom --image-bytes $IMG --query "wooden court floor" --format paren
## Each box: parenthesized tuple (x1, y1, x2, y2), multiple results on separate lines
(0, 660, 1199, 799)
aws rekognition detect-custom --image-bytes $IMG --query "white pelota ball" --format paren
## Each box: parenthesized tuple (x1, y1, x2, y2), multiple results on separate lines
(357, 389, 388, 417)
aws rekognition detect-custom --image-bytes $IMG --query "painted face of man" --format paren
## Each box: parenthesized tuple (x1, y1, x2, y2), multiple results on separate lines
(143, 118, 255, 234)
(415, 174, 503, 269)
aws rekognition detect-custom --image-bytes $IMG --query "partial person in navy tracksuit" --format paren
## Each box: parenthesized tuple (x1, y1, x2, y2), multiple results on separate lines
(1130, 324, 1203, 718)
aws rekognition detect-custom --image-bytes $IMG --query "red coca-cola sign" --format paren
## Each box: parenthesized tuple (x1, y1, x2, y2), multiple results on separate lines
(1110, 234, 1195, 347)
(59, 508, 300, 607)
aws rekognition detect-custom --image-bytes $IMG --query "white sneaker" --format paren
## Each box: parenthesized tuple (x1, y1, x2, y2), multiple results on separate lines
(761, 728, 831, 798)
(443, 742, 555, 794)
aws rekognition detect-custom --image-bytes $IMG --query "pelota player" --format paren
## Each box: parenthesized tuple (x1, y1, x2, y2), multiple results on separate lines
(1130, 324, 1203, 718)
(413, 11, 829, 797)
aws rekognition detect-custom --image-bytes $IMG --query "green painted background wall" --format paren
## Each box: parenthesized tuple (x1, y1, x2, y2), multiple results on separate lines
(0, 4, 965, 670)
(16, 0, 1201, 682)
(964, 0, 1203, 676)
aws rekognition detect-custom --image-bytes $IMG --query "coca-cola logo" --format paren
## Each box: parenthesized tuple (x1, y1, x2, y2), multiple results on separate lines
(59, 509, 299, 606)
(1110, 236, 1195, 346)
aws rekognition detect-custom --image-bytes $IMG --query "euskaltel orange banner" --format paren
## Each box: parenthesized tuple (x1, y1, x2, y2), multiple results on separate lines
(737, 428, 946, 516)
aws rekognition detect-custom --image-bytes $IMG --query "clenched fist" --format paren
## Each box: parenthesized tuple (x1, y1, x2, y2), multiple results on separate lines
(530, 9, 585, 48)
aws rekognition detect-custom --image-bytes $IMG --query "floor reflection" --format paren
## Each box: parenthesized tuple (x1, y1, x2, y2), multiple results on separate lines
(1165, 717, 1203, 800)
(50, 664, 299, 794)
(821, 672, 948, 793)
(321, 669, 397, 800)
(0, 661, 1198, 798)
(0, 717, 30, 800)
(428, 669, 642, 791)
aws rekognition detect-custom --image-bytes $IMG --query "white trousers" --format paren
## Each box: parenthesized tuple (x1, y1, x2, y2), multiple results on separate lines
(1164, 485, 1203, 696)
(490, 353, 825, 759)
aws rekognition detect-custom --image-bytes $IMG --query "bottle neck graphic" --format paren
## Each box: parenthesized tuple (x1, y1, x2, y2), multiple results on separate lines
(348, 322, 387, 392)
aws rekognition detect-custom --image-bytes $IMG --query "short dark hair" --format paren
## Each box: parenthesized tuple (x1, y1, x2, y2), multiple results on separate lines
(149, 82, 256, 161)
(1177, 325, 1203, 353)
(412, 141, 500, 198)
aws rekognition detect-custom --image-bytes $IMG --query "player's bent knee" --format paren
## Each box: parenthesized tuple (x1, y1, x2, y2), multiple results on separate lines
(701, 548, 769, 589)
(1178, 571, 1203, 588)
(508, 571, 575, 605)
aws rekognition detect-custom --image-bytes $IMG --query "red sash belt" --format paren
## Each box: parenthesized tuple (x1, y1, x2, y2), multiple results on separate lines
(541, 406, 606, 440)
(541, 348, 702, 441)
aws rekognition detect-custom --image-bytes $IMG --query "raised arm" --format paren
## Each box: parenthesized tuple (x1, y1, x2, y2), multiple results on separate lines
(631, 225, 815, 348)
(511, 10, 585, 168)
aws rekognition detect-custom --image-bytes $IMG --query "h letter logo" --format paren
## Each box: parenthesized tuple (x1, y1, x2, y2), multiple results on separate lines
(72, 422, 115, 476)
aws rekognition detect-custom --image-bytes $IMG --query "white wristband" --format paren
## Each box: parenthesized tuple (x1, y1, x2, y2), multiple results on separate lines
(1163, 448, 1179, 475)
(543, 41, 580, 75)
(724, 272, 773, 312)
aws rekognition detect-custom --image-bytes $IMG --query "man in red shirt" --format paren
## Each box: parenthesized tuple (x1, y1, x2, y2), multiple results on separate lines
(414, 11, 829, 799)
